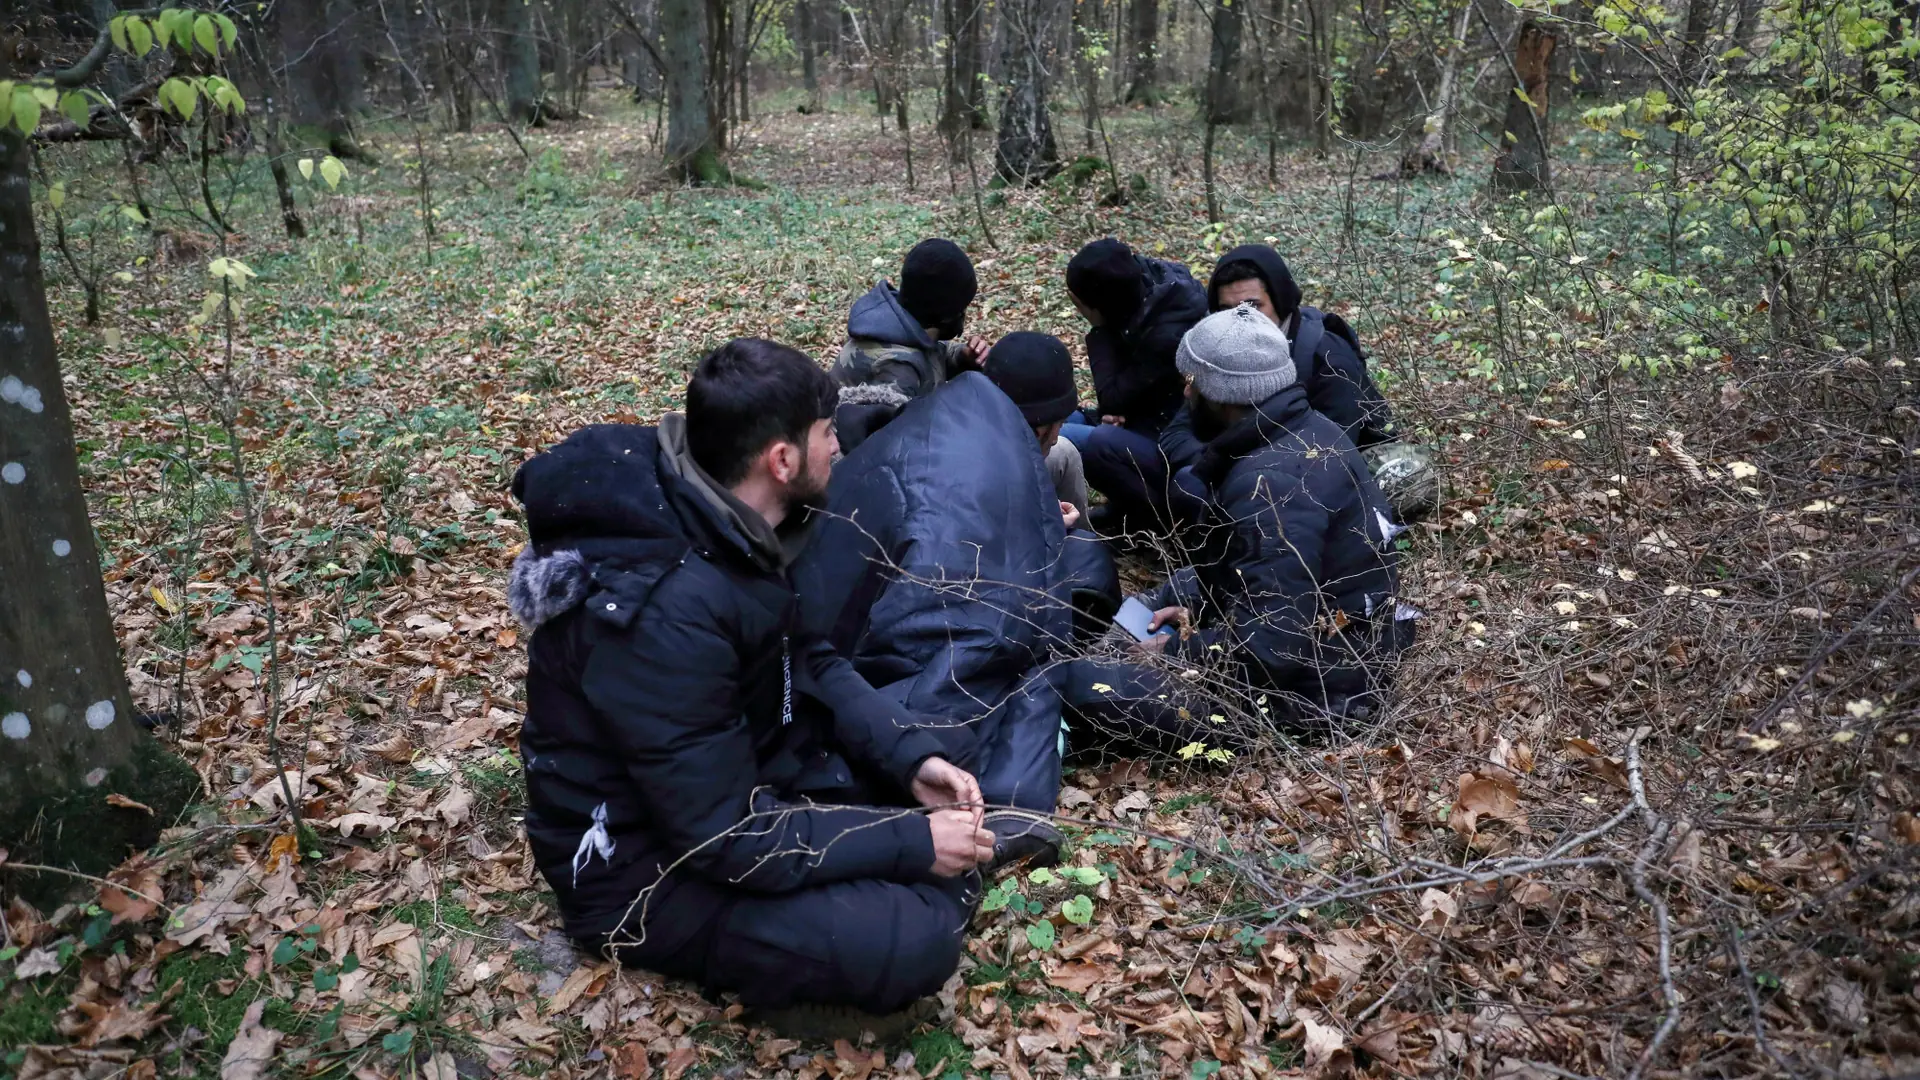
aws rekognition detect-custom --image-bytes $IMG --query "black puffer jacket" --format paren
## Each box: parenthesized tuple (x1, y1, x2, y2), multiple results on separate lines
(1208, 244, 1397, 448)
(508, 422, 944, 952)
(1169, 383, 1407, 708)
(1086, 257, 1208, 430)
(794, 374, 1074, 813)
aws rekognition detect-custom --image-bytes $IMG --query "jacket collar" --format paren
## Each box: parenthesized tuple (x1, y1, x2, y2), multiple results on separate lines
(657, 413, 814, 573)
(1192, 384, 1312, 488)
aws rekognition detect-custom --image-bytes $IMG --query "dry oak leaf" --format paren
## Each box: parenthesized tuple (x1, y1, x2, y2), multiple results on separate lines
(424, 1053, 459, 1080)
(547, 963, 605, 1013)
(1308, 930, 1377, 986)
(328, 812, 398, 837)
(99, 866, 163, 925)
(167, 867, 255, 951)
(13, 946, 61, 979)
(662, 1046, 700, 1080)
(1298, 1012, 1351, 1075)
(1450, 772, 1526, 839)
(434, 785, 475, 828)
(1045, 960, 1113, 994)
(105, 793, 155, 814)
(612, 1044, 653, 1080)
(219, 1000, 282, 1080)
(1417, 888, 1458, 932)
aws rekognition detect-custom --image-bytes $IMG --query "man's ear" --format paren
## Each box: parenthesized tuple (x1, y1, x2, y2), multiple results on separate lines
(763, 439, 802, 486)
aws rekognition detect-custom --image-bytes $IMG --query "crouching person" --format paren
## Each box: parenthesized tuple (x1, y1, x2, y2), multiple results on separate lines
(796, 344, 1117, 872)
(509, 338, 994, 1033)
(1077, 306, 1411, 742)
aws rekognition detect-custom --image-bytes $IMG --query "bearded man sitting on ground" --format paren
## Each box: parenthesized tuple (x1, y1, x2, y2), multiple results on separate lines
(508, 338, 993, 1036)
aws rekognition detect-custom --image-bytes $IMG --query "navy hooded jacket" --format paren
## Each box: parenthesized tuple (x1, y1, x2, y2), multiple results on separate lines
(1204, 244, 1397, 450)
(1084, 256, 1208, 430)
(508, 423, 944, 952)
(794, 374, 1073, 814)
(1167, 383, 1408, 710)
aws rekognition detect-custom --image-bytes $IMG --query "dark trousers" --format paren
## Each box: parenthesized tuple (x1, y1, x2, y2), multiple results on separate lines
(1061, 657, 1250, 757)
(599, 781, 974, 1014)
(1061, 414, 1185, 526)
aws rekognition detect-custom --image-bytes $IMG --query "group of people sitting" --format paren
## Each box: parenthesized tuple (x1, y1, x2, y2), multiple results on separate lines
(504, 237, 1433, 1034)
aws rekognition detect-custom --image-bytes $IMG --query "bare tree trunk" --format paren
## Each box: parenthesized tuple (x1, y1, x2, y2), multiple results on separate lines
(1400, 2, 1470, 175)
(996, 0, 1063, 183)
(1076, 0, 1100, 153)
(284, 0, 366, 156)
(503, 0, 543, 123)
(1677, 0, 1715, 87)
(1305, 0, 1332, 155)
(798, 0, 821, 108)
(1125, 0, 1161, 104)
(1205, 0, 1244, 124)
(941, 0, 987, 144)
(1490, 20, 1555, 192)
(1732, 0, 1762, 53)
(0, 128, 197, 903)
(664, 0, 726, 180)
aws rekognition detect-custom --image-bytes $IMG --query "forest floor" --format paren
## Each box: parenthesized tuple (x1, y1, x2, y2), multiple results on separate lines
(4, 91, 1916, 1080)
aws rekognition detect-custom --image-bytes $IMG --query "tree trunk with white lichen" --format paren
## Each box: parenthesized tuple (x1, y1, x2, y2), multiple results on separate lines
(0, 127, 197, 907)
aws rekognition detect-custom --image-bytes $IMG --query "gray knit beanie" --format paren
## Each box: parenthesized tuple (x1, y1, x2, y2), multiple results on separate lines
(1175, 302, 1296, 405)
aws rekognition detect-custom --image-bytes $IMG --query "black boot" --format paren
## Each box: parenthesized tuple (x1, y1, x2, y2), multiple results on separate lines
(983, 812, 1063, 874)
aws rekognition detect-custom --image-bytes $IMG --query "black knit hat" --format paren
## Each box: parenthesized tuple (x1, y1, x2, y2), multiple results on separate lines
(1066, 238, 1146, 328)
(896, 238, 978, 330)
(984, 332, 1077, 427)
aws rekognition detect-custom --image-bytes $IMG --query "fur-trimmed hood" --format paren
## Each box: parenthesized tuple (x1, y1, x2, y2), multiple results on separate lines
(508, 546, 589, 630)
(833, 382, 912, 458)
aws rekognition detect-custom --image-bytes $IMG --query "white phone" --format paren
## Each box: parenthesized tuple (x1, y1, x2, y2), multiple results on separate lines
(1113, 596, 1161, 642)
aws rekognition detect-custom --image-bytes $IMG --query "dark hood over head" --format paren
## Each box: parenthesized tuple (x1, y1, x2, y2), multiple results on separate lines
(846, 281, 941, 350)
(1209, 244, 1303, 320)
(511, 424, 683, 551)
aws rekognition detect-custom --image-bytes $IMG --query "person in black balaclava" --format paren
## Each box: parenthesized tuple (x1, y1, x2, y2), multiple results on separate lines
(1057, 238, 1208, 535)
(833, 238, 992, 399)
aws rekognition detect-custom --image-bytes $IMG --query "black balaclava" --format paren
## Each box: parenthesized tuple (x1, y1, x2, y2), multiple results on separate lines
(983, 332, 1078, 427)
(1066, 238, 1147, 330)
(896, 238, 978, 338)
(1208, 244, 1304, 322)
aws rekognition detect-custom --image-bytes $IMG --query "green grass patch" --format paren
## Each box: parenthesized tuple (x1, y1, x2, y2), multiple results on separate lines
(388, 900, 482, 934)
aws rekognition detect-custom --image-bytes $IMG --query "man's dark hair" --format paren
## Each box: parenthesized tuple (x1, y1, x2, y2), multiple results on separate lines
(687, 338, 837, 486)
(1208, 260, 1269, 306)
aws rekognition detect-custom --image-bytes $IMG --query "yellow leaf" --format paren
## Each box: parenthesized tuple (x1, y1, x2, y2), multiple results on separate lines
(298, 158, 315, 181)
(1090, 682, 1114, 694)
(1177, 742, 1206, 760)
(1746, 737, 1781, 752)
(151, 586, 178, 614)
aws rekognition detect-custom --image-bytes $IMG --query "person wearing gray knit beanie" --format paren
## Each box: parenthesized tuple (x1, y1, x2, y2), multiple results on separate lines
(1175, 301, 1297, 406)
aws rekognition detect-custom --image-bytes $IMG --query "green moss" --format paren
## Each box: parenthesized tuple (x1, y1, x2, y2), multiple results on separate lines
(2, 737, 201, 910)
(388, 900, 481, 933)
(0, 968, 77, 1051)
(909, 1028, 968, 1075)
(152, 950, 302, 1080)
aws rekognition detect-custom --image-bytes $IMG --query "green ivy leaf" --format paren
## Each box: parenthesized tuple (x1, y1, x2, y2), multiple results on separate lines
(381, 1028, 415, 1055)
(1025, 920, 1056, 951)
(126, 16, 153, 57)
(193, 14, 219, 57)
(1026, 867, 1057, 886)
(312, 967, 339, 991)
(59, 90, 90, 127)
(1060, 866, 1104, 886)
(1060, 895, 1094, 926)
(12, 88, 42, 136)
(272, 937, 298, 966)
(341, 953, 361, 974)
(1191, 1061, 1221, 1080)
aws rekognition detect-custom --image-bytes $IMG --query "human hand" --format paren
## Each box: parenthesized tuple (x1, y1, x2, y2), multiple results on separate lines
(928, 809, 996, 876)
(912, 756, 983, 827)
(1060, 501, 1082, 530)
(966, 336, 992, 363)
(1101, 414, 1126, 426)
(1148, 605, 1190, 633)
(1129, 632, 1170, 656)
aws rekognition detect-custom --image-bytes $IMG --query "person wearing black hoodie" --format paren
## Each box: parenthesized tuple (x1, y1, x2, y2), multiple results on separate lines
(1172, 244, 1437, 520)
(508, 339, 994, 1030)
(834, 238, 990, 397)
(1059, 238, 1208, 530)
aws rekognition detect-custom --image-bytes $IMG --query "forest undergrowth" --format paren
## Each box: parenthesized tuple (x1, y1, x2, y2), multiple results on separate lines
(3, 92, 1916, 1080)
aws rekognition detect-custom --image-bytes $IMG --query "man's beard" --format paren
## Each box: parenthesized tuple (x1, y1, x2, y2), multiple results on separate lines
(1188, 388, 1232, 443)
(781, 457, 831, 522)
